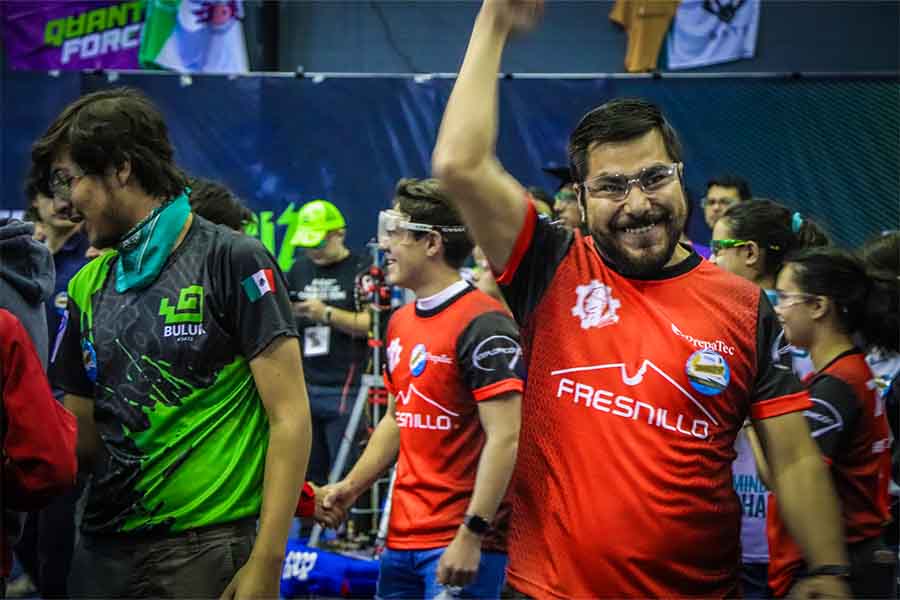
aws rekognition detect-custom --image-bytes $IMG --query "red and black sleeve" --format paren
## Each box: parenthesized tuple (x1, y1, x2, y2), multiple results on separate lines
(805, 374, 860, 459)
(750, 295, 811, 420)
(495, 199, 573, 326)
(456, 311, 525, 401)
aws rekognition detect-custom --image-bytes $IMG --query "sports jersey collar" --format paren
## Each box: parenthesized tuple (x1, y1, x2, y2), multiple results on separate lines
(815, 347, 865, 376)
(586, 234, 702, 281)
(415, 279, 474, 317)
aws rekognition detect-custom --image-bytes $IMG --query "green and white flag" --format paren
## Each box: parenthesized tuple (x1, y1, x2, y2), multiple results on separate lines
(139, 0, 248, 73)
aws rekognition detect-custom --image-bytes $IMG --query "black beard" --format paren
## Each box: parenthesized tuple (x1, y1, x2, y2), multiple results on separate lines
(591, 218, 682, 278)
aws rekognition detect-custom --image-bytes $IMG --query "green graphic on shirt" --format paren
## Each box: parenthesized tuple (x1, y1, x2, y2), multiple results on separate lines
(158, 284, 204, 324)
(119, 355, 268, 533)
(67, 250, 118, 340)
(62, 222, 274, 535)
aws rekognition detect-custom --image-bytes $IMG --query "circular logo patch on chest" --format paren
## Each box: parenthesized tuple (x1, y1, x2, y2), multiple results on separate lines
(409, 343, 427, 377)
(685, 349, 730, 395)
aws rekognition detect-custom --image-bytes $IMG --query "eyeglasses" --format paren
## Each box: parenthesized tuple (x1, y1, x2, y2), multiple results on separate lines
(710, 238, 752, 256)
(581, 163, 679, 201)
(48, 168, 86, 201)
(701, 196, 740, 209)
(554, 189, 577, 204)
(377, 209, 465, 246)
(774, 290, 818, 308)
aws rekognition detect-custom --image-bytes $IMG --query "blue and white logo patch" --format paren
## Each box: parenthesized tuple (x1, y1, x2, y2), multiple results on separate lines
(81, 338, 98, 383)
(409, 343, 427, 377)
(53, 291, 68, 313)
(685, 349, 730, 395)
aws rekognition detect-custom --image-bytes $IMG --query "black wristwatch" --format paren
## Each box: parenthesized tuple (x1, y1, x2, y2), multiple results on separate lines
(463, 514, 490, 536)
(807, 564, 851, 578)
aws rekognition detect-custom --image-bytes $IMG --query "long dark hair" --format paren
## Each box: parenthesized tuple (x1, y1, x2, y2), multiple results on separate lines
(786, 246, 899, 353)
(722, 199, 829, 277)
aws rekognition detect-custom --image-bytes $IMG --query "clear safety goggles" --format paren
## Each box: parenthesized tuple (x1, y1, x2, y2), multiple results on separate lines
(377, 209, 466, 246)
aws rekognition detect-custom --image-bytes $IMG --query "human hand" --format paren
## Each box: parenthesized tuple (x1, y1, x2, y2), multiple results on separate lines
(320, 481, 357, 527)
(789, 575, 851, 599)
(308, 483, 348, 529)
(293, 299, 327, 322)
(220, 555, 281, 600)
(481, 0, 544, 35)
(436, 527, 482, 588)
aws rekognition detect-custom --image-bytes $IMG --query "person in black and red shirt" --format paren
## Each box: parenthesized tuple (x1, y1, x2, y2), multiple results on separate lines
(767, 247, 896, 598)
(322, 178, 523, 599)
(431, 2, 850, 598)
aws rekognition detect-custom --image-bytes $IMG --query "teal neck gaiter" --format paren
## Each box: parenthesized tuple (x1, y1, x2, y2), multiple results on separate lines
(115, 191, 191, 293)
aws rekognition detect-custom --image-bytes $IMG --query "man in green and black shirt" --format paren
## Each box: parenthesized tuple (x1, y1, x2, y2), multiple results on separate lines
(33, 88, 312, 599)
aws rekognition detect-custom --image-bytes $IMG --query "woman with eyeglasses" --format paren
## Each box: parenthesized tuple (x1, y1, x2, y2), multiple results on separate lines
(710, 199, 829, 308)
(708, 199, 829, 598)
(766, 247, 897, 598)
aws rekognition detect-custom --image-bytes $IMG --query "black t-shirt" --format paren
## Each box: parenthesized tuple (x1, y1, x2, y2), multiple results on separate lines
(286, 251, 371, 387)
(50, 216, 298, 534)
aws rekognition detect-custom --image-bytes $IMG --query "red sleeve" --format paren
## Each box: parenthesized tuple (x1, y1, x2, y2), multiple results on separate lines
(472, 378, 525, 402)
(750, 390, 812, 420)
(295, 481, 317, 517)
(1, 309, 78, 511)
(495, 198, 538, 285)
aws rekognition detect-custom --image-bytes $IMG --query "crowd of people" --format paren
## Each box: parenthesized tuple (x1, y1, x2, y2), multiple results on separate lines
(1, 1, 897, 599)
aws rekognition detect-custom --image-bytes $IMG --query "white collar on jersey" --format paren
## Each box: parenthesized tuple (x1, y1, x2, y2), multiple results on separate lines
(415, 279, 470, 312)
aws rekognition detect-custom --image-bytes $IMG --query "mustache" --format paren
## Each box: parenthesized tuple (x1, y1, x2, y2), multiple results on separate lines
(612, 208, 672, 230)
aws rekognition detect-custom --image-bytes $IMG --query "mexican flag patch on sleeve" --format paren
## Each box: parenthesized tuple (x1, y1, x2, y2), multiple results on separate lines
(242, 268, 275, 302)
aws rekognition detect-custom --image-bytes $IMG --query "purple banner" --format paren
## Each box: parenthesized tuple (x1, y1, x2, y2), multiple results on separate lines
(1, 1, 144, 70)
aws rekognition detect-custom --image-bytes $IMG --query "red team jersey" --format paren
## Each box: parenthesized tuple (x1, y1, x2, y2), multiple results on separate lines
(496, 202, 810, 598)
(767, 350, 892, 596)
(383, 284, 524, 552)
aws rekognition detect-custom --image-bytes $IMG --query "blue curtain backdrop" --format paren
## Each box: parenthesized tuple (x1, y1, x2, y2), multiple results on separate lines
(2, 72, 896, 271)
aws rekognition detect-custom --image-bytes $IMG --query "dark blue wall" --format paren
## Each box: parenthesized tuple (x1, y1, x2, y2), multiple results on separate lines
(276, 1, 899, 74)
(3, 72, 896, 265)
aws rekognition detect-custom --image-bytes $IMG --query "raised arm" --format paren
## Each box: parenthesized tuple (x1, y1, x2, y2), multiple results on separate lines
(432, 1, 543, 271)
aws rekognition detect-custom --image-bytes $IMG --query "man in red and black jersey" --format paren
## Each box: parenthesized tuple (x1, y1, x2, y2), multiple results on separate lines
(322, 179, 523, 599)
(431, 2, 849, 598)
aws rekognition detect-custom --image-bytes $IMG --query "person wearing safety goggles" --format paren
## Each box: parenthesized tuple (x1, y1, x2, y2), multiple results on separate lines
(321, 178, 523, 599)
(430, 2, 850, 599)
(542, 165, 582, 231)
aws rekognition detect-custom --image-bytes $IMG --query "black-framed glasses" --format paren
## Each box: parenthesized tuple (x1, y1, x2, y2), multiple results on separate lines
(581, 162, 679, 201)
(48, 169, 86, 201)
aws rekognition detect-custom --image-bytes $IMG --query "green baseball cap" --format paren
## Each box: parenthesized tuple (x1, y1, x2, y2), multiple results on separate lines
(291, 199, 347, 247)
